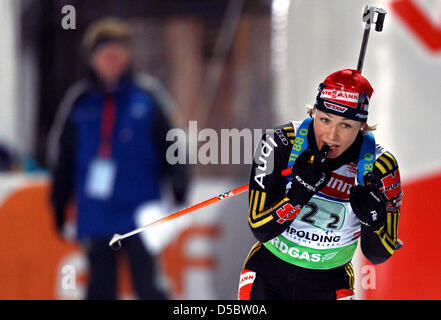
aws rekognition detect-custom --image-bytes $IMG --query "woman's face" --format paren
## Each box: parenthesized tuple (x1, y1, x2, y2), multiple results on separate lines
(91, 42, 130, 86)
(313, 109, 365, 158)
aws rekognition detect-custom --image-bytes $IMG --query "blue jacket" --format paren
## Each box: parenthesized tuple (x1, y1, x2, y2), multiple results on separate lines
(50, 71, 189, 239)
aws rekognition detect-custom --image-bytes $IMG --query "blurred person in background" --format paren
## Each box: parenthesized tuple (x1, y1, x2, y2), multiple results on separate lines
(48, 17, 189, 300)
(239, 69, 403, 300)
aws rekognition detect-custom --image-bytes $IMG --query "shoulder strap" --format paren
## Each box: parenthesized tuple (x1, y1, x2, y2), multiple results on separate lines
(284, 118, 311, 183)
(286, 118, 312, 169)
(356, 132, 376, 185)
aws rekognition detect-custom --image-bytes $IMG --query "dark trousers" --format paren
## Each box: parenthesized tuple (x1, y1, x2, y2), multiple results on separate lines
(240, 243, 354, 300)
(84, 235, 166, 300)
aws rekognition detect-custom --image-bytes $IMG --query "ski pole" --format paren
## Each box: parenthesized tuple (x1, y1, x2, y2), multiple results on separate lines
(109, 167, 293, 250)
(357, 5, 387, 72)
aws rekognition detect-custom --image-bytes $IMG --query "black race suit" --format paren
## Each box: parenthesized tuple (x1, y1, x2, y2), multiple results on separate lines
(238, 120, 402, 300)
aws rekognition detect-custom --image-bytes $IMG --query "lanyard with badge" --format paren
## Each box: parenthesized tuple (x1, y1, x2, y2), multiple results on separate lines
(85, 93, 118, 200)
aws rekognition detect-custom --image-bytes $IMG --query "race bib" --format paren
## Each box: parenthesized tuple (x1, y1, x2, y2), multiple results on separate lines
(85, 158, 117, 200)
(296, 197, 346, 231)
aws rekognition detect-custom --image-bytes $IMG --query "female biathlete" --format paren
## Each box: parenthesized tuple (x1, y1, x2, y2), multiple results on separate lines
(239, 69, 402, 300)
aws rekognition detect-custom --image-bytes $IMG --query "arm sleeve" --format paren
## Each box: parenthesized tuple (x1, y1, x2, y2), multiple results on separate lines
(360, 151, 402, 264)
(153, 103, 190, 205)
(50, 116, 75, 228)
(248, 124, 304, 243)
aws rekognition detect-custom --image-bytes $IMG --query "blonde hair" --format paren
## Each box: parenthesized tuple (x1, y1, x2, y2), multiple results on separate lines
(82, 17, 133, 58)
(306, 104, 377, 134)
